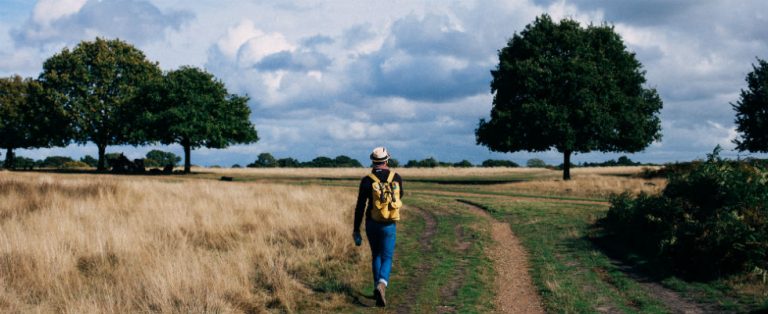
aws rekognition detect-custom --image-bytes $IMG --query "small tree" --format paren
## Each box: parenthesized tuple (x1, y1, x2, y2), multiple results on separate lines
(304, 156, 334, 168)
(145, 66, 258, 173)
(476, 15, 662, 180)
(80, 155, 99, 167)
(277, 157, 300, 168)
(453, 160, 473, 167)
(388, 158, 400, 168)
(145, 149, 181, 167)
(0, 75, 68, 169)
(40, 38, 162, 171)
(733, 58, 768, 152)
(481, 159, 519, 167)
(333, 155, 363, 167)
(248, 153, 278, 168)
(526, 158, 547, 168)
(41, 156, 75, 168)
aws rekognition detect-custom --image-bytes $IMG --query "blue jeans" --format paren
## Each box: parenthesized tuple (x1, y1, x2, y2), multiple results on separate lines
(365, 220, 396, 289)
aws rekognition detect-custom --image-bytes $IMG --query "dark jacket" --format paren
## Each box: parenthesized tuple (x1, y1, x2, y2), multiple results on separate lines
(353, 168, 404, 232)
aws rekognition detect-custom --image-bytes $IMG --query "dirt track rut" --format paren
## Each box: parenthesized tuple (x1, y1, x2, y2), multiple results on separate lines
(460, 201, 545, 314)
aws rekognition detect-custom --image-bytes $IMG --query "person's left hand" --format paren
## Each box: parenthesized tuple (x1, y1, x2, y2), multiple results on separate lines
(353, 232, 362, 246)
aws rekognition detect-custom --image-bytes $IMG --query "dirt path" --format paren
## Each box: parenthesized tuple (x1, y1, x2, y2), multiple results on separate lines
(460, 201, 545, 314)
(395, 206, 438, 314)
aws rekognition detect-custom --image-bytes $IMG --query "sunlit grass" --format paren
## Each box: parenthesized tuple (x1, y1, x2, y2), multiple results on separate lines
(0, 171, 366, 312)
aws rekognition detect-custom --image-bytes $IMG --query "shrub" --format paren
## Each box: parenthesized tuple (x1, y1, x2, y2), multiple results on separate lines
(145, 150, 181, 167)
(41, 156, 75, 168)
(602, 147, 768, 279)
(404, 157, 439, 168)
(526, 158, 547, 168)
(80, 155, 99, 167)
(481, 159, 519, 167)
(332, 155, 362, 167)
(580, 155, 643, 167)
(277, 157, 300, 168)
(248, 153, 278, 168)
(61, 161, 91, 169)
(453, 160, 473, 167)
(11, 156, 39, 170)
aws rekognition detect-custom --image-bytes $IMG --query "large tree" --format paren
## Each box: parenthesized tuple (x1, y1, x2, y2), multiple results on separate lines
(733, 58, 768, 152)
(145, 66, 258, 173)
(39, 37, 162, 171)
(0, 75, 68, 169)
(476, 15, 662, 180)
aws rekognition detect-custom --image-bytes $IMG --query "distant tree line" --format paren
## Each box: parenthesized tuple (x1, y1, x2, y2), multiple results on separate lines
(245, 153, 530, 168)
(1, 149, 183, 170)
(0, 37, 257, 173)
(246, 153, 364, 168)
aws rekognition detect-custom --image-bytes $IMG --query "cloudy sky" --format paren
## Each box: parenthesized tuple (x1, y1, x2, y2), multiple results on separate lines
(2, 0, 767, 166)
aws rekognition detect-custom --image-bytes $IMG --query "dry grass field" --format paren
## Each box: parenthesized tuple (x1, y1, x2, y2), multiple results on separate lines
(0, 171, 366, 313)
(0, 166, 669, 312)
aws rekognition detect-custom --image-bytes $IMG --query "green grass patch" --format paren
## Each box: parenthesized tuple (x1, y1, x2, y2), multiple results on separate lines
(468, 198, 670, 313)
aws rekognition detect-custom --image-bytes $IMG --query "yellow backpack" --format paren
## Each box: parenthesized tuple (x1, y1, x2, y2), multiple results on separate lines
(368, 172, 402, 222)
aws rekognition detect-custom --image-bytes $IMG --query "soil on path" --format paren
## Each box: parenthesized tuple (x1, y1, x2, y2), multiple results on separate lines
(460, 201, 545, 314)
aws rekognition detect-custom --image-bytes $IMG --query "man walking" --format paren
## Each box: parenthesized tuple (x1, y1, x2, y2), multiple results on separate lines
(353, 147, 404, 307)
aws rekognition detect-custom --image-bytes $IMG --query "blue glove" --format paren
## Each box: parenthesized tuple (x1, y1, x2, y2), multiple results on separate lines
(353, 232, 362, 246)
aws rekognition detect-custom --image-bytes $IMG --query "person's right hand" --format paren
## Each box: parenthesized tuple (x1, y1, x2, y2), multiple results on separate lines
(353, 232, 362, 246)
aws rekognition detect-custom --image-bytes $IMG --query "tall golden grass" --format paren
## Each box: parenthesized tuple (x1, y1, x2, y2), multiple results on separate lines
(205, 166, 664, 199)
(0, 172, 366, 313)
(202, 166, 554, 179)
(494, 174, 666, 199)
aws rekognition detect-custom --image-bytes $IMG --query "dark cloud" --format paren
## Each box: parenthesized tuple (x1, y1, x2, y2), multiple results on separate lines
(354, 53, 489, 102)
(12, 0, 192, 47)
(391, 14, 483, 58)
(347, 13, 493, 102)
(532, 0, 698, 25)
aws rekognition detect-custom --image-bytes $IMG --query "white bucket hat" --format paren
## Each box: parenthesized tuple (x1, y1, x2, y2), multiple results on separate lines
(370, 147, 390, 162)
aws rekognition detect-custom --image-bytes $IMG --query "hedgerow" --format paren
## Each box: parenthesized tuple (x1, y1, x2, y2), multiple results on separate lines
(602, 147, 768, 279)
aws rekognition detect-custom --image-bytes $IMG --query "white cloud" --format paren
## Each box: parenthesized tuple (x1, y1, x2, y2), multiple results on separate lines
(32, 0, 87, 25)
(5, 0, 768, 165)
(216, 19, 295, 67)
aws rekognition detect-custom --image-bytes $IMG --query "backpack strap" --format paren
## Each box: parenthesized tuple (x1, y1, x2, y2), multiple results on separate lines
(367, 173, 381, 183)
(386, 171, 396, 183)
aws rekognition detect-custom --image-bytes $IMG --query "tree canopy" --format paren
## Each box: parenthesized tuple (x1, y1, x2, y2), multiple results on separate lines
(145, 149, 181, 167)
(733, 58, 768, 152)
(144, 66, 258, 173)
(0, 75, 67, 169)
(248, 152, 278, 168)
(476, 15, 662, 180)
(39, 37, 162, 170)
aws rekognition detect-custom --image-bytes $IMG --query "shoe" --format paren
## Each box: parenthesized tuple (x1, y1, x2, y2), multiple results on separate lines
(375, 282, 387, 307)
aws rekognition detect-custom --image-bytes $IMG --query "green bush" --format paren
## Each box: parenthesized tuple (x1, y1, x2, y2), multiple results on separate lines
(452, 160, 473, 167)
(526, 158, 547, 168)
(61, 161, 91, 169)
(481, 159, 519, 167)
(602, 147, 768, 279)
(145, 150, 181, 167)
(41, 156, 75, 168)
(404, 157, 439, 168)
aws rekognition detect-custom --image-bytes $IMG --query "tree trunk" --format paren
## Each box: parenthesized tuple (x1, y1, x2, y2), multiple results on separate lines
(97, 144, 107, 172)
(183, 139, 191, 174)
(563, 150, 572, 181)
(4, 147, 14, 169)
